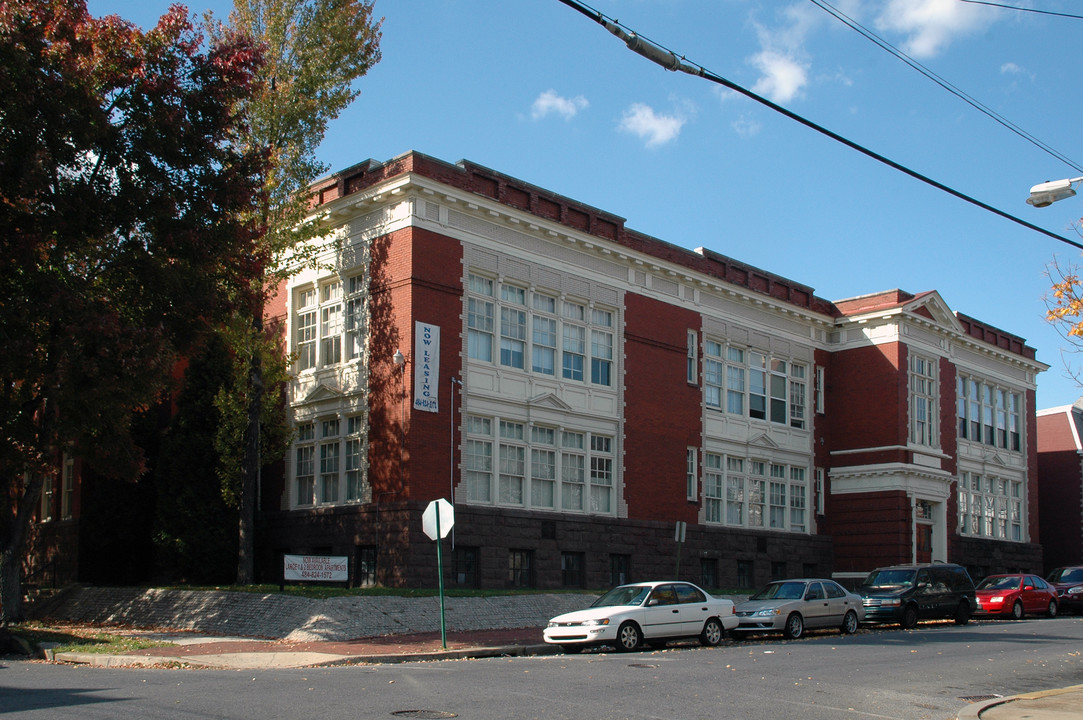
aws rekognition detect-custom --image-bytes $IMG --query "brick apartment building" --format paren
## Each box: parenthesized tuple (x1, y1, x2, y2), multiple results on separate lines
(250, 150, 1046, 591)
(1036, 402, 1083, 571)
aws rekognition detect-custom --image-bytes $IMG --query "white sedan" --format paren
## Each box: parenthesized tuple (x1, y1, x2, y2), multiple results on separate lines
(543, 581, 738, 652)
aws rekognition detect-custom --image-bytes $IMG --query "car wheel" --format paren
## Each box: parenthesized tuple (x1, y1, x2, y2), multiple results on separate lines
(901, 604, 919, 629)
(561, 644, 584, 654)
(700, 618, 725, 647)
(841, 609, 859, 635)
(1048, 600, 1058, 618)
(783, 613, 804, 640)
(615, 621, 642, 652)
(954, 601, 971, 626)
(1010, 600, 1024, 620)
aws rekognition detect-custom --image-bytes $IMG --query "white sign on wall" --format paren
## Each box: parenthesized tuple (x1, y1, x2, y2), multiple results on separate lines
(413, 321, 440, 413)
(283, 555, 348, 582)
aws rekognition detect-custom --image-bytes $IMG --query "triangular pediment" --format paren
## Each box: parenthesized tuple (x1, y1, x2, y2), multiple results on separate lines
(903, 291, 964, 333)
(528, 392, 573, 411)
(304, 382, 344, 404)
(748, 432, 779, 449)
(983, 450, 1009, 467)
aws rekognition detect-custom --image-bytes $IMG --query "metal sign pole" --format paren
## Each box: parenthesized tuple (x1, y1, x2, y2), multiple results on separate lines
(436, 513, 447, 649)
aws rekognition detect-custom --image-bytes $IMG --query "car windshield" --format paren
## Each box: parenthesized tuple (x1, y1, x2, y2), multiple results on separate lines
(591, 585, 651, 608)
(977, 576, 1021, 591)
(1048, 568, 1083, 584)
(750, 581, 807, 601)
(862, 569, 916, 589)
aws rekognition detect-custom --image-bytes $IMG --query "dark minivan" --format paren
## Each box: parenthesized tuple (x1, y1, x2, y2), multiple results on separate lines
(858, 563, 976, 628)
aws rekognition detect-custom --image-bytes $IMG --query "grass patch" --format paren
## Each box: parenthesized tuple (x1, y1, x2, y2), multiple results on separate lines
(9, 622, 170, 655)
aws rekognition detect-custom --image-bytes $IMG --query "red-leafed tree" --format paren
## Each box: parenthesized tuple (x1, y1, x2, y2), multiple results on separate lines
(0, 0, 265, 623)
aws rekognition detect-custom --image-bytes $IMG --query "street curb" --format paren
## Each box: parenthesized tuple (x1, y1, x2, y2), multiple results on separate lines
(52, 643, 562, 669)
(955, 696, 1010, 720)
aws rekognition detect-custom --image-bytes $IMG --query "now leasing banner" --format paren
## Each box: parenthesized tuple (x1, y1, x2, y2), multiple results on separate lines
(413, 321, 440, 413)
(283, 555, 348, 582)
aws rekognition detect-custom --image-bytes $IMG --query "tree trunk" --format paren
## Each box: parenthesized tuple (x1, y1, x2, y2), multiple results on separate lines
(236, 309, 264, 586)
(0, 474, 44, 625)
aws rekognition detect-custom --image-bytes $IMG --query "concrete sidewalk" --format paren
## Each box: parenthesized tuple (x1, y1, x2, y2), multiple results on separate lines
(957, 684, 1083, 720)
(49, 626, 558, 669)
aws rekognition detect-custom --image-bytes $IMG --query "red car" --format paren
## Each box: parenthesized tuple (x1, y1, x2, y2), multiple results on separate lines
(975, 574, 1058, 619)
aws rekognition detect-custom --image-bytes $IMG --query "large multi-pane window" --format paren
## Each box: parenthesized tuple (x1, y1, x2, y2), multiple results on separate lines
(909, 354, 938, 446)
(61, 453, 74, 520)
(344, 415, 369, 502)
(958, 472, 1023, 541)
(467, 275, 495, 361)
(293, 415, 368, 507)
(686, 448, 698, 501)
(293, 276, 365, 371)
(704, 454, 723, 523)
(464, 414, 616, 515)
(318, 418, 340, 504)
(466, 273, 616, 387)
(295, 422, 315, 506)
(702, 454, 809, 533)
(956, 375, 1022, 452)
(702, 340, 807, 428)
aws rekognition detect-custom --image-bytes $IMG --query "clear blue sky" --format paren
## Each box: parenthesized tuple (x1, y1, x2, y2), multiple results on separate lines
(87, 0, 1083, 410)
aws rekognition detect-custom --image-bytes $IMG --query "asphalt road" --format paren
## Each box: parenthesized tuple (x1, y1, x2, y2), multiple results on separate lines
(3, 616, 1082, 720)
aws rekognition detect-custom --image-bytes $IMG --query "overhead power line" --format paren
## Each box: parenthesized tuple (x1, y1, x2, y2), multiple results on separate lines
(811, 0, 1083, 174)
(555, 0, 1083, 251)
(959, 0, 1083, 20)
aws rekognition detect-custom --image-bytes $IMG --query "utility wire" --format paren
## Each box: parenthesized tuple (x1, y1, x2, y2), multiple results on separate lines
(960, 0, 1083, 20)
(811, 0, 1083, 174)
(555, 0, 1083, 251)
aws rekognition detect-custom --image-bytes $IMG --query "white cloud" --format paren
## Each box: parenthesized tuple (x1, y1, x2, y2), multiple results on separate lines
(531, 90, 588, 120)
(618, 103, 685, 147)
(746, 3, 816, 104)
(750, 51, 809, 104)
(875, 0, 994, 58)
(732, 115, 762, 138)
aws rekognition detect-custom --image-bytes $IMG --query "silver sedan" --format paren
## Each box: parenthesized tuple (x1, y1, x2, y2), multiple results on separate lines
(732, 578, 864, 639)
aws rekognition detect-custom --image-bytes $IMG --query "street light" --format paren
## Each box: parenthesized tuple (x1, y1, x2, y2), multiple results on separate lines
(1027, 177, 1083, 208)
(392, 349, 407, 487)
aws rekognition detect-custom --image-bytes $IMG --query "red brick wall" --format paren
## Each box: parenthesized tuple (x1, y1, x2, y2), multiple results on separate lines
(830, 490, 912, 572)
(1037, 411, 1083, 569)
(623, 293, 702, 522)
(826, 343, 906, 466)
(366, 226, 465, 503)
(401, 227, 464, 502)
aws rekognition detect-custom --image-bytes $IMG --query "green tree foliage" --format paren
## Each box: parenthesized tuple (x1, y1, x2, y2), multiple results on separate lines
(214, 315, 292, 510)
(0, 0, 265, 623)
(206, 0, 382, 583)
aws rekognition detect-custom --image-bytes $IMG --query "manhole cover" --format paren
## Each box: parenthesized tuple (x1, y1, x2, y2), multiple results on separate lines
(391, 712, 457, 719)
(958, 695, 1002, 703)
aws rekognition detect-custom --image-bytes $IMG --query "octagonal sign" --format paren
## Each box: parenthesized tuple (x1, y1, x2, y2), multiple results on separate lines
(422, 498, 455, 540)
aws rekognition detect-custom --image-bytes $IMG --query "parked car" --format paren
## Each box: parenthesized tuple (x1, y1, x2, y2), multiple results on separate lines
(543, 581, 738, 653)
(858, 563, 976, 628)
(974, 574, 1058, 619)
(1046, 566, 1083, 615)
(732, 578, 864, 639)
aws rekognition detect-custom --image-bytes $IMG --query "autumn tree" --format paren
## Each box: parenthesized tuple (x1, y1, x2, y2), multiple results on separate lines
(0, 0, 265, 623)
(207, 0, 382, 584)
(1045, 252, 1083, 384)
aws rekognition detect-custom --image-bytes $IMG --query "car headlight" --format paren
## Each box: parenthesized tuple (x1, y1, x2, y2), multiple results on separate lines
(752, 608, 782, 617)
(582, 618, 610, 627)
(881, 598, 901, 606)
(990, 595, 1004, 603)
(1069, 587, 1082, 595)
